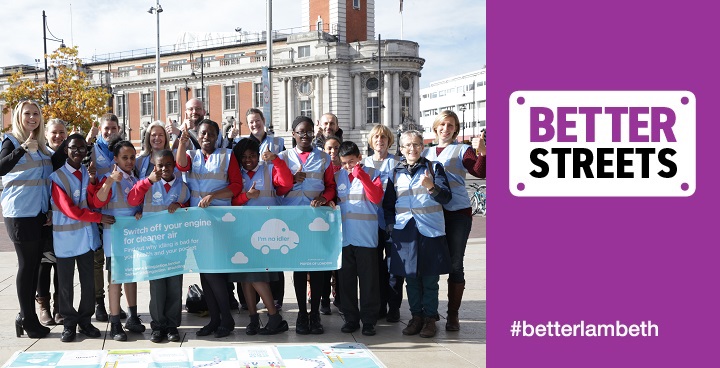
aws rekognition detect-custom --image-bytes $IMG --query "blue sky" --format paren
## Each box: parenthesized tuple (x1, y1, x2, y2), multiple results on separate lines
(1, 0, 485, 88)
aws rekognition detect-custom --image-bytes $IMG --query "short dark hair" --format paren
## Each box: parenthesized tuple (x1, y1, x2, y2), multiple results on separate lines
(197, 119, 220, 136)
(153, 149, 174, 162)
(108, 136, 135, 157)
(338, 140, 360, 158)
(246, 108, 265, 121)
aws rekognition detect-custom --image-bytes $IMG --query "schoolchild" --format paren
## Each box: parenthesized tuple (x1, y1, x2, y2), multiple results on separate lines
(127, 149, 190, 343)
(330, 141, 384, 336)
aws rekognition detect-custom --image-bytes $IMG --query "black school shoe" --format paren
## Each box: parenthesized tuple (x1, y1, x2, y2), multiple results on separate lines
(167, 327, 181, 342)
(61, 327, 76, 342)
(79, 323, 101, 338)
(362, 323, 376, 336)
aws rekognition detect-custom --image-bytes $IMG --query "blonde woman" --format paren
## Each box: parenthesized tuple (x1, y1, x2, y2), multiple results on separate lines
(0, 100, 54, 338)
(136, 121, 171, 179)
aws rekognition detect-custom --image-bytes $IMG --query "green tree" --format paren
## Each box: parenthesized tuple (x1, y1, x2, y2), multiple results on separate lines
(1, 46, 110, 132)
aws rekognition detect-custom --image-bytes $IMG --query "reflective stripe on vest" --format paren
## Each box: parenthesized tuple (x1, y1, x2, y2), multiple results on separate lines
(50, 166, 100, 257)
(244, 164, 279, 206)
(422, 144, 471, 211)
(279, 148, 329, 206)
(143, 180, 190, 213)
(335, 166, 379, 247)
(362, 155, 397, 229)
(392, 164, 446, 237)
(1, 134, 52, 217)
(185, 149, 232, 207)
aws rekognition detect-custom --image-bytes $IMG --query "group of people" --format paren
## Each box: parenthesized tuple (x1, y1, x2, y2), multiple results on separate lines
(0, 97, 485, 342)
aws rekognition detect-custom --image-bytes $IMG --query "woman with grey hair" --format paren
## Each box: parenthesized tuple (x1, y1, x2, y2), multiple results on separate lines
(382, 130, 452, 338)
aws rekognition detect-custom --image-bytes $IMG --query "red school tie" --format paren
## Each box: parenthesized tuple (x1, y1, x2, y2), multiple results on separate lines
(164, 183, 171, 192)
(73, 170, 83, 182)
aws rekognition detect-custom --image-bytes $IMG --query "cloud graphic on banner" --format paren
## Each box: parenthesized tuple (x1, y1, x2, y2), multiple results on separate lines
(231, 252, 249, 264)
(222, 213, 236, 222)
(309, 218, 330, 231)
(251, 219, 300, 254)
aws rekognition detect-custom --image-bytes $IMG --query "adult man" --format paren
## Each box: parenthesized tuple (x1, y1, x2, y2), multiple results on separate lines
(166, 98, 229, 149)
(312, 113, 343, 148)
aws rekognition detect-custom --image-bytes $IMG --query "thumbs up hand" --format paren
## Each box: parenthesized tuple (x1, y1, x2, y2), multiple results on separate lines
(87, 121, 99, 142)
(421, 170, 435, 191)
(246, 181, 260, 199)
(24, 130, 38, 153)
(147, 164, 162, 184)
(179, 123, 190, 146)
(109, 164, 123, 182)
(293, 164, 306, 183)
(261, 145, 277, 162)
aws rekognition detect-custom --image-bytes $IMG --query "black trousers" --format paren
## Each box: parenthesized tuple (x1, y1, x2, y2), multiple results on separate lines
(200, 273, 234, 328)
(378, 228, 404, 310)
(339, 245, 380, 325)
(149, 275, 183, 330)
(56, 250, 95, 327)
(293, 271, 324, 314)
(6, 214, 46, 323)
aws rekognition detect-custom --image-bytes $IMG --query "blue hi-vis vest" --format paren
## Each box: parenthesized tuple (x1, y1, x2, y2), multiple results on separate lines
(100, 171, 141, 257)
(423, 144, 471, 211)
(184, 148, 232, 207)
(1, 134, 52, 218)
(243, 164, 279, 206)
(392, 163, 446, 237)
(91, 143, 115, 179)
(362, 154, 397, 229)
(335, 166, 379, 248)
(142, 179, 190, 213)
(135, 154, 153, 180)
(50, 166, 101, 257)
(279, 147, 330, 206)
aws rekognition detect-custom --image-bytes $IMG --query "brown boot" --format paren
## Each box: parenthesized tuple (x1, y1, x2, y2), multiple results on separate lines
(446, 281, 465, 331)
(36, 296, 55, 326)
(402, 315, 423, 335)
(53, 293, 64, 325)
(419, 317, 437, 338)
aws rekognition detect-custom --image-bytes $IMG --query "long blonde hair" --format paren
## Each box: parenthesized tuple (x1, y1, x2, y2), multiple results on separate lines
(11, 100, 51, 156)
(139, 121, 170, 157)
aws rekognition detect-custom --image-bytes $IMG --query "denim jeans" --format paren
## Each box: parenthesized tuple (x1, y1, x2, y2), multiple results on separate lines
(406, 275, 440, 318)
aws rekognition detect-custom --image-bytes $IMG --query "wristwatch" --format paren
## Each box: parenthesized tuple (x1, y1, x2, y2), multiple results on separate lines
(20, 143, 28, 151)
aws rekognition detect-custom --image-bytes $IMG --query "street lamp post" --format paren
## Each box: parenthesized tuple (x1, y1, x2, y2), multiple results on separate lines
(191, 53, 206, 117)
(183, 78, 190, 101)
(148, 1, 163, 121)
(42, 10, 65, 105)
(459, 105, 466, 142)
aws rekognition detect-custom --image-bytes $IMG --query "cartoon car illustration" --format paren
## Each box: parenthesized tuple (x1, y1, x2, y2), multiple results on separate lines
(251, 219, 300, 254)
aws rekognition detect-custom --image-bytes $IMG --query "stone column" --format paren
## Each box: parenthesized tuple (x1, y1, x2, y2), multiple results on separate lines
(383, 72, 391, 127)
(353, 73, 362, 129)
(412, 73, 420, 123)
(392, 72, 400, 128)
(314, 74, 323, 120)
(277, 77, 287, 133)
(285, 77, 294, 131)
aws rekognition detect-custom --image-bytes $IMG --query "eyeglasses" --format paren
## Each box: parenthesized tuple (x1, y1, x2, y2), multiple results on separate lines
(294, 131, 313, 138)
(402, 143, 423, 150)
(68, 146, 87, 152)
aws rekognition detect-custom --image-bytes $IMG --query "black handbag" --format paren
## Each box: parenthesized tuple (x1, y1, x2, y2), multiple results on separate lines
(185, 284, 208, 313)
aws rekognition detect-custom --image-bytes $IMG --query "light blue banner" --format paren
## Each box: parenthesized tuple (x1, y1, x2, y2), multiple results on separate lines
(110, 206, 342, 283)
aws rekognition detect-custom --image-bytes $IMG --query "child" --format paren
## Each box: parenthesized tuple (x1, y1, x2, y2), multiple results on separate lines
(278, 115, 336, 335)
(320, 135, 342, 315)
(330, 141, 384, 336)
(88, 138, 146, 341)
(50, 134, 116, 342)
(127, 149, 190, 343)
(230, 138, 293, 335)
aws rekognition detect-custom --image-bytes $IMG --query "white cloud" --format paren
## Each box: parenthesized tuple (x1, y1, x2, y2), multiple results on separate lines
(221, 213, 236, 222)
(309, 217, 330, 232)
(231, 252, 249, 264)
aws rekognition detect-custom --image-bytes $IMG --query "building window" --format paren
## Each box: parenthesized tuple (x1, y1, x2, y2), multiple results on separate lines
(141, 93, 153, 116)
(116, 95, 126, 117)
(224, 85, 236, 110)
(478, 100, 487, 108)
(401, 76, 410, 91)
(298, 45, 311, 58)
(167, 91, 179, 115)
(195, 88, 205, 103)
(353, 0, 360, 9)
(300, 100, 312, 118)
(367, 97, 379, 124)
(366, 77, 379, 91)
(254, 83, 263, 107)
(298, 80, 312, 96)
(402, 96, 411, 118)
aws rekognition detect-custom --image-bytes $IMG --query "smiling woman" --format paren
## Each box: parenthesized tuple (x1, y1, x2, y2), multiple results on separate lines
(0, 100, 54, 339)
